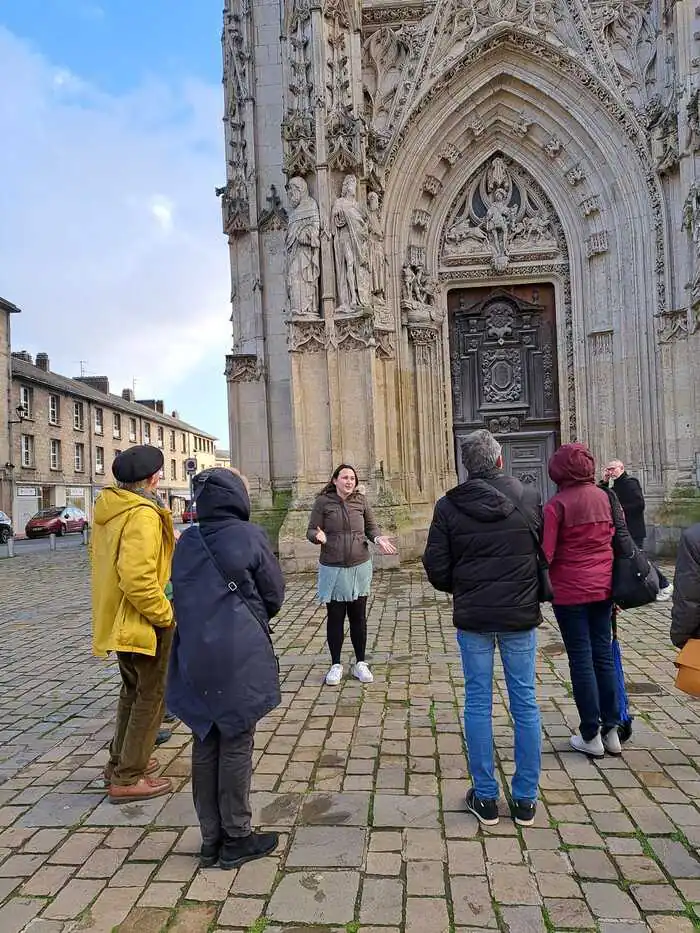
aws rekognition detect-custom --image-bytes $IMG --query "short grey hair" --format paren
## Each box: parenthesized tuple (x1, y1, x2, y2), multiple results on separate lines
(461, 430, 502, 477)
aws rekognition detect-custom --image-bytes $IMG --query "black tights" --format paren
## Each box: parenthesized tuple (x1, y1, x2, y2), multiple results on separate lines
(327, 598, 368, 665)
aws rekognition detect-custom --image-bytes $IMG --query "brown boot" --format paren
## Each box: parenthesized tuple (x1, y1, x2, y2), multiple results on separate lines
(108, 776, 172, 804)
(103, 757, 160, 788)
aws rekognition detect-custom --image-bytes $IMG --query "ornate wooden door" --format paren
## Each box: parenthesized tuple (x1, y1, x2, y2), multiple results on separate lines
(448, 284, 560, 501)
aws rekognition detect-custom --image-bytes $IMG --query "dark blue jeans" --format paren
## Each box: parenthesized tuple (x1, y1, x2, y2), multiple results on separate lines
(554, 600, 618, 741)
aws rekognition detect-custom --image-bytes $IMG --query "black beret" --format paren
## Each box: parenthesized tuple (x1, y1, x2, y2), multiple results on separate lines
(112, 445, 164, 484)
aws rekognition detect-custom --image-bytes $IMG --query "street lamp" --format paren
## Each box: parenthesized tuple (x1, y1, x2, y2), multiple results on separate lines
(9, 404, 27, 426)
(4, 404, 27, 526)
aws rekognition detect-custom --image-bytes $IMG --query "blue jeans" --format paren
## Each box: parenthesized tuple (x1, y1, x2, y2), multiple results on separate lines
(554, 600, 618, 741)
(457, 629, 542, 803)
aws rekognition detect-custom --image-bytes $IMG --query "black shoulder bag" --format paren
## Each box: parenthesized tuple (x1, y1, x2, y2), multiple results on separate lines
(485, 482, 553, 603)
(197, 531, 278, 665)
(602, 488, 659, 609)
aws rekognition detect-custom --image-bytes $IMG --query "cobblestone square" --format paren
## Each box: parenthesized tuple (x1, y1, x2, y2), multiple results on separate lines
(0, 549, 698, 931)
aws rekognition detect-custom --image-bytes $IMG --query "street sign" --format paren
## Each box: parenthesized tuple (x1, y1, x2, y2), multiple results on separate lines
(185, 458, 197, 475)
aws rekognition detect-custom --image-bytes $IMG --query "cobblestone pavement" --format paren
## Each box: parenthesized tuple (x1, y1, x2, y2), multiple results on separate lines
(0, 549, 698, 932)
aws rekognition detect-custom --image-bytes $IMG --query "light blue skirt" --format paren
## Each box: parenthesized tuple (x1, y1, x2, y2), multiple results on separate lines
(317, 559, 373, 603)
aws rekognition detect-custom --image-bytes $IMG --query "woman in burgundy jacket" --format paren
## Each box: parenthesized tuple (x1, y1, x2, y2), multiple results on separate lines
(543, 444, 619, 759)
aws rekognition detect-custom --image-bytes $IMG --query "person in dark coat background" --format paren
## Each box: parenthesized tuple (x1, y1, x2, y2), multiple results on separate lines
(603, 459, 672, 598)
(671, 523, 700, 648)
(422, 430, 542, 829)
(168, 468, 284, 870)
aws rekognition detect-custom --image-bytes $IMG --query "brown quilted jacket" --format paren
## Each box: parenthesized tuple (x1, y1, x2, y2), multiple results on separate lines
(306, 488, 381, 568)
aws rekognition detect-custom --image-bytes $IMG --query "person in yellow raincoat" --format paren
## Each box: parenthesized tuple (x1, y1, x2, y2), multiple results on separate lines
(91, 445, 175, 803)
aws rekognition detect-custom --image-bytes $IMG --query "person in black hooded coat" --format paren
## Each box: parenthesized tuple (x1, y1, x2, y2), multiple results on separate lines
(167, 468, 284, 870)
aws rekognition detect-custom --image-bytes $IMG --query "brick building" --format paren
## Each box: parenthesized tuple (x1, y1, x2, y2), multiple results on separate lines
(0, 301, 217, 532)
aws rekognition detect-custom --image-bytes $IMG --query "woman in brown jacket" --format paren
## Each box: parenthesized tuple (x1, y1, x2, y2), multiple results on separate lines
(307, 464, 397, 686)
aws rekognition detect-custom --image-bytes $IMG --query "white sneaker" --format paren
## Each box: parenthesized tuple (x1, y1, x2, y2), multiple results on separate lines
(602, 728, 622, 756)
(656, 584, 673, 602)
(570, 732, 605, 758)
(325, 664, 344, 686)
(351, 661, 374, 684)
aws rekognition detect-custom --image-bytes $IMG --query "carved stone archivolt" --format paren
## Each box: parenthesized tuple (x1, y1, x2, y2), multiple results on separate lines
(225, 353, 263, 382)
(442, 154, 563, 273)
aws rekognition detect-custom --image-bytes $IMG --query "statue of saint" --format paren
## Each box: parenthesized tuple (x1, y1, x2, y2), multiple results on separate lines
(485, 187, 514, 269)
(285, 176, 320, 317)
(331, 174, 370, 312)
(367, 191, 386, 301)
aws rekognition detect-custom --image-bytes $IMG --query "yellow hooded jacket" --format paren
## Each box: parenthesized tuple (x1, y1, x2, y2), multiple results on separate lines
(91, 487, 175, 658)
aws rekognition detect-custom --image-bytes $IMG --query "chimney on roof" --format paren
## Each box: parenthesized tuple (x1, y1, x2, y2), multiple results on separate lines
(136, 399, 165, 414)
(36, 353, 50, 372)
(76, 375, 109, 394)
(122, 388, 135, 402)
(171, 410, 180, 420)
(12, 350, 34, 364)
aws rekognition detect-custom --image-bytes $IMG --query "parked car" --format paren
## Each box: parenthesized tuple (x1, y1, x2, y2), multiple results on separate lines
(25, 507, 88, 539)
(0, 510, 12, 544)
(181, 503, 197, 523)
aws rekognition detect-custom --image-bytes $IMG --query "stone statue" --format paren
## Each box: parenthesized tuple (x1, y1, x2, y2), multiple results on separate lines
(285, 176, 321, 317)
(331, 174, 370, 312)
(401, 263, 443, 326)
(485, 188, 515, 271)
(367, 191, 386, 301)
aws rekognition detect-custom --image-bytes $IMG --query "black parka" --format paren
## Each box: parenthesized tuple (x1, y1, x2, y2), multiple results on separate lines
(422, 472, 542, 633)
(671, 523, 700, 648)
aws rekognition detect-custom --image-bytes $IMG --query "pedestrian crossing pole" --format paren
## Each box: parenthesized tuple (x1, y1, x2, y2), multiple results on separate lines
(185, 458, 197, 524)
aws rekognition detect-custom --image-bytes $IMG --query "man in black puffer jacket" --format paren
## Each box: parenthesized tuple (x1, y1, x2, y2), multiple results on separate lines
(423, 430, 542, 829)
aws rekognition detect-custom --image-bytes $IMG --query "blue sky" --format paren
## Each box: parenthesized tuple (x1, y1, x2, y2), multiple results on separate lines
(0, 0, 232, 446)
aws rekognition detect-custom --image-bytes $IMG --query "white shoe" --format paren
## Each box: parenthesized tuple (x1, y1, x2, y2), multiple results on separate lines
(351, 661, 374, 684)
(656, 584, 673, 602)
(602, 728, 622, 756)
(325, 664, 343, 686)
(570, 732, 605, 758)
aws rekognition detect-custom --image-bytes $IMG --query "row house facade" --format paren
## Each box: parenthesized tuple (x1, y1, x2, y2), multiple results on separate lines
(4, 349, 216, 532)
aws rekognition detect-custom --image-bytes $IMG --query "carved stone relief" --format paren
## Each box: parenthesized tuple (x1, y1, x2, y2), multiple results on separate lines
(658, 308, 690, 344)
(288, 318, 329, 352)
(286, 177, 321, 317)
(225, 353, 263, 382)
(402, 264, 444, 327)
(258, 185, 289, 233)
(442, 154, 562, 272)
(423, 175, 443, 197)
(646, 93, 680, 176)
(687, 89, 700, 152)
(581, 195, 601, 216)
(325, 10, 364, 172)
(367, 191, 387, 304)
(331, 174, 371, 313)
(682, 181, 700, 317)
(283, 0, 316, 176)
(566, 164, 585, 186)
(589, 0, 657, 110)
(589, 329, 613, 358)
(334, 315, 375, 351)
(586, 230, 609, 257)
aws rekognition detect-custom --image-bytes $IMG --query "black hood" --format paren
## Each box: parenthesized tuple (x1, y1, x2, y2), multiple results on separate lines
(193, 468, 250, 523)
(446, 478, 515, 523)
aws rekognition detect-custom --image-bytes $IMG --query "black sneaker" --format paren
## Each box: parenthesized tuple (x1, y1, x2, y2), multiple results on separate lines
(163, 712, 179, 725)
(219, 831, 279, 870)
(199, 843, 219, 868)
(512, 800, 537, 827)
(465, 788, 499, 826)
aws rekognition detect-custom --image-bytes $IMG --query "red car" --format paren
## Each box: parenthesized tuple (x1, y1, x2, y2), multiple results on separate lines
(181, 503, 197, 523)
(25, 506, 88, 539)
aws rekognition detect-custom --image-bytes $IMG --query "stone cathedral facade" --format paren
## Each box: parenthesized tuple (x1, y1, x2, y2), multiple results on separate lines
(221, 0, 700, 567)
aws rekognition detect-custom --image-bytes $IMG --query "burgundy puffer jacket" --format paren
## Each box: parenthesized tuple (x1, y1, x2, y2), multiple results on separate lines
(543, 444, 614, 606)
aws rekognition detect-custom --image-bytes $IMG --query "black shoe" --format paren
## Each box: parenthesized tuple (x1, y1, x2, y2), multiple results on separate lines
(199, 843, 219, 868)
(465, 789, 499, 826)
(154, 729, 172, 747)
(219, 831, 279, 870)
(163, 712, 179, 725)
(512, 800, 537, 828)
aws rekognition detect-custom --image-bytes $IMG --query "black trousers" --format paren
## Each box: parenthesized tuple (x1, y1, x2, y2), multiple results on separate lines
(633, 537, 669, 589)
(192, 725, 254, 846)
(327, 597, 368, 664)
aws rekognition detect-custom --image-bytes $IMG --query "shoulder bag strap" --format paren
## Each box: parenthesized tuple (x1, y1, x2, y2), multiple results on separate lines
(197, 530, 273, 638)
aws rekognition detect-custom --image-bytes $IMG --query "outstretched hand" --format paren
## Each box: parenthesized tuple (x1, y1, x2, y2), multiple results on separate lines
(375, 535, 397, 555)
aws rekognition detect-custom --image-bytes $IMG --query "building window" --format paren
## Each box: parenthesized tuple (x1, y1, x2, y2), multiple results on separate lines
(74, 443, 85, 472)
(96, 446, 105, 474)
(49, 395, 60, 426)
(113, 412, 121, 439)
(170, 459, 177, 480)
(181, 434, 187, 453)
(94, 407, 103, 435)
(50, 439, 61, 471)
(182, 461, 187, 481)
(19, 385, 33, 419)
(144, 423, 151, 443)
(157, 426, 164, 448)
(21, 434, 35, 467)
(129, 417, 137, 442)
(73, 401, 84, 430)
(159, 466, 165, 480)
(170, 430, 176, 451)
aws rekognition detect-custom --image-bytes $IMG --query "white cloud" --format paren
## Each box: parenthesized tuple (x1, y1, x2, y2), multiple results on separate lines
(0, 27, 232, 437)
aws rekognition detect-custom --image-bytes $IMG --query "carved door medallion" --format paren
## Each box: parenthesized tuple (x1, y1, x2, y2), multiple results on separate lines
(449, 284, 560, 501)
